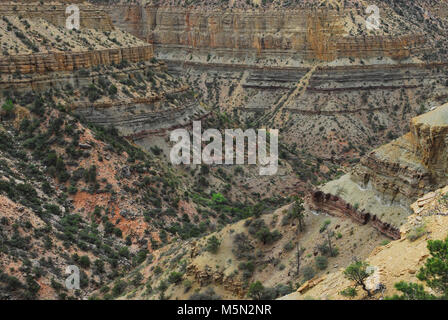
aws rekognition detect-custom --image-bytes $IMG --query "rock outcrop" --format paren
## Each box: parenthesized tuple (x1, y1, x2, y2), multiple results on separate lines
(0, 45, 153, 74)
(186, 264, 246, 298)
(104, 4, 426, 61)
(311, 103, 448, 229)
(0, 1, 113, 30)
(284, 185, 448, 300)
(308, 190, 401, 239)
(410, 107, 448, 182)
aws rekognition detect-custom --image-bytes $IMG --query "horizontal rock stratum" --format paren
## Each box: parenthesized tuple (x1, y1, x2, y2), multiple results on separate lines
(105, 4, 427, 61)
(310, 103, 448, 231)
(0, 45, 154, 74)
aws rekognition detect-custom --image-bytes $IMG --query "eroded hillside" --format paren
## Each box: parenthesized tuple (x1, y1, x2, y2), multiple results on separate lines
(284, 185, 448, 300)
(99, 201, 387, 300)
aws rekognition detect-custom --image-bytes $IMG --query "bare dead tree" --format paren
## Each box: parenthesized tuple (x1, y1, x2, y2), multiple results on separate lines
(296, 242, 305, 276)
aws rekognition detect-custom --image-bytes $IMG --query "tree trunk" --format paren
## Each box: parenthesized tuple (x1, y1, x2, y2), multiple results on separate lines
(362, 283, 372, 297)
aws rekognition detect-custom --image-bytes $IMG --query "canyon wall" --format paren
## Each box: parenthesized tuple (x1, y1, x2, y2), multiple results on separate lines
(0, 1, 113, 30)
(313, 103, 448, 230)
(0, 2, 206, 140)
(74, 90, 208, 138)
(0, 45, 153, 74)
(104, 5, 426, 61)
(410, 108, 448, 182)
(352, 104, 448, 203)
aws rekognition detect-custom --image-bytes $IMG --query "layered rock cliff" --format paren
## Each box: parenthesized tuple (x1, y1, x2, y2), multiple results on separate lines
(0, 2, 206, 140)
(308, 191, 401, 239)
(0, 1, 113, 30)
(105, 4, 427, 62)
(410, 108, 448, 182)
(311, 103, 448, 229)
(0, 46, 153, 74)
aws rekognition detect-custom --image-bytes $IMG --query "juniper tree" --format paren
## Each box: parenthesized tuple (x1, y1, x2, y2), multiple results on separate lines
(343, 260, 373, 297)
(291, 196, 305, 233)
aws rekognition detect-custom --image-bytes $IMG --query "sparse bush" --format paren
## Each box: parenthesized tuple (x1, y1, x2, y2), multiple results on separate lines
(206, 235, 221, 254)
(79, 255, 91, 269)
(168, 271, 183, 284)
(189, 287, 221, 300)
(111, 280, 127, 297)
(340, 287, 357, 297)
(408, 224, 427, 242)
(247, 281, 264, 300)
(315, 256, 328, 270)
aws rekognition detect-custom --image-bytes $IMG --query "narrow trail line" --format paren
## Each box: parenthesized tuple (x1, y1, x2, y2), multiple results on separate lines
(255, 64, 320, 126)
(227, 70, 250, 112)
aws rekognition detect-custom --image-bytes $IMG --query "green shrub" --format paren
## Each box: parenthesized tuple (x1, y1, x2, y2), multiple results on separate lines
(340, 287, 357, 297)
(1, 99, 14, 115)
(206, 235, 221, 254)
(79, 255, 91, 268)
(283, 241, 294, 252)
(408, 224, 427, 242)
(111, 280, 127, 297)
(168, 271, 183, 284)
(108, 84, 117, 95)
(315, 256, 328, 270)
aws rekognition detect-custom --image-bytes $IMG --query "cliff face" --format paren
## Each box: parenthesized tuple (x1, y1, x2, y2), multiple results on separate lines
(313, 103, 448, 229)
(308, 191, 401, 239)
(0, 46, 153, 74)
(0, 1, 113, 30)
(410, 108, 448, 182)
(105, 5, 426, 61)
(353, 104, 448, 202)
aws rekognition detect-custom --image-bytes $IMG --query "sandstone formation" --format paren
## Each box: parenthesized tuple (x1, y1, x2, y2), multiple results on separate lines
(311, 103, 448, 229)
(74, 89, 208, 138)
(186, 264, 246, 298)
(308, 190, 401, 239)
(0, 45, 153, 74)
(410, 106, 448, 182)
(0, 1, 113, 30)
(105, 5, 427, 61)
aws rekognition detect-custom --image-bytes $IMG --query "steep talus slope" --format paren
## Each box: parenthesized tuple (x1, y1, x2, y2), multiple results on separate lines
(0, 106, 188, 299)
